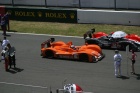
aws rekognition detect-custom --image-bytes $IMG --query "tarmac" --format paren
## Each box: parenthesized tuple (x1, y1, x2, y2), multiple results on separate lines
(0, 32, 140, 93)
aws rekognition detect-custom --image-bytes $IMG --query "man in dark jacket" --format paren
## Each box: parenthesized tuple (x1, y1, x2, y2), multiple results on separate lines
(7, 43, 16, 68)
(1, 17, 7, 36)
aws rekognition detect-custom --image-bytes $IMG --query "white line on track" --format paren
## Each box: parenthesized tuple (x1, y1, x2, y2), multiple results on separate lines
(1, 31, 83, 38)
(0, 81, 48, 89)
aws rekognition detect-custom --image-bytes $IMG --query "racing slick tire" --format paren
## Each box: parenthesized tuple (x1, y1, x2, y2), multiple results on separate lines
(45, 50, 54, 58)
(120, 43, 135, 51)
(79, 53, 89, 62)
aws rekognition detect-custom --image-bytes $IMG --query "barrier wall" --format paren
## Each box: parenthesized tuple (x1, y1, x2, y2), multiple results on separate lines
(1, 6, 140, 26)
(77, 10, 140, 26)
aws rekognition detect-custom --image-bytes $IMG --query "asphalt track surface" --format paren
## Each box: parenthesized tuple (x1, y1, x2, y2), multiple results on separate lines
(0, 32, 140, 93)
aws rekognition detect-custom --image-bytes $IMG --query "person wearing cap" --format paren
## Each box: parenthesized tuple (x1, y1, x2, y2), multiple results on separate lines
(130, 50, 137, 74)
(114, 50, 122, 78)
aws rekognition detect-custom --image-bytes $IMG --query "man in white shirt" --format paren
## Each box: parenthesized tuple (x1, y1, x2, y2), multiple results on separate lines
(1, 37, 10, 60)
(2, 37, 10, 50)
(114, 50, 122, 78)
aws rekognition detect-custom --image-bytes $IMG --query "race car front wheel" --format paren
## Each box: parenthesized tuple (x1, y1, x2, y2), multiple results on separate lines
(45, 50, 54, 58)
(79, 54, 89, 62)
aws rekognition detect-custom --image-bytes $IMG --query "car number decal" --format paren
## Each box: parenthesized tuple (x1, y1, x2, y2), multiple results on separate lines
(59, 55, 73, 59)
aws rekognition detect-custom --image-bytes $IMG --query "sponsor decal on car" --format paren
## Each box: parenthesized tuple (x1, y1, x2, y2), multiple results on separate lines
(59, 55, 73, 59)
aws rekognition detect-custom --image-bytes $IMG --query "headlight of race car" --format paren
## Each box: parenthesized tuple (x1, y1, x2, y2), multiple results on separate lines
(95, 56, 97, 58)
(98, 54, 101, 58)
(93, 56, 98, 61)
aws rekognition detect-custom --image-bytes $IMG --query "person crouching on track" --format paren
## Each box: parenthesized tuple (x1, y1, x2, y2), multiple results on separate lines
(1, 46, 9, 71)
(7, 43, 16, 68)
(114, 50, 122, 78)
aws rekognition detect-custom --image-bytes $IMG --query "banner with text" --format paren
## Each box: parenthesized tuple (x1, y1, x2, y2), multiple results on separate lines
(5, 7, 77, 23)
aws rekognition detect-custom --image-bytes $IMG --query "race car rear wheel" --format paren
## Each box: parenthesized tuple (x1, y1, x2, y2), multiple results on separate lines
(79, 54, 89, 62)
(45, 50, 54, 58)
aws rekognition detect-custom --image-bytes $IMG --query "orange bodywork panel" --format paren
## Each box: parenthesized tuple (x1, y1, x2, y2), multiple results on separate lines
(41, 38, 105, 63)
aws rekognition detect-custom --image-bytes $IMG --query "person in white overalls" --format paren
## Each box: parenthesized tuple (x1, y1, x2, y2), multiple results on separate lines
(2, 37, 10, 50)
(114, 50, 122, 78)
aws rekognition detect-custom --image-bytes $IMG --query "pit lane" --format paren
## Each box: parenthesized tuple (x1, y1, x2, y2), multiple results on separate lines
(0, 32, 140, 93)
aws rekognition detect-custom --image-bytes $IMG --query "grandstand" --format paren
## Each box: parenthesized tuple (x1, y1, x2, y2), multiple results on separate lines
(0, 0, 140, 10)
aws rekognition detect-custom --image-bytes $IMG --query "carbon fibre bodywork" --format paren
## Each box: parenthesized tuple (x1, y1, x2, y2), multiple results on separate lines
(84, 31, 140, 52)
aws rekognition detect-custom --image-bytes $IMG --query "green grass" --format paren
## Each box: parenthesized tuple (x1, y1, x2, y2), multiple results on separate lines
(10, 20, 140, 36)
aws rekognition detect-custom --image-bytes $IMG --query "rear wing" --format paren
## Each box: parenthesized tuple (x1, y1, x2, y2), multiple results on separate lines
(41, 38, 55, 49)
(83, 30, 95, 39)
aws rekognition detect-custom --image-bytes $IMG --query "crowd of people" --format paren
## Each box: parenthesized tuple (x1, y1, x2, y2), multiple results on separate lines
(0, 36, 16, 72)
(0, 12, 10, 36)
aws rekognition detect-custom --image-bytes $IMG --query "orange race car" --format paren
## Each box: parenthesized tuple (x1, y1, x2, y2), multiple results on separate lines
(41, 38, 105, 63)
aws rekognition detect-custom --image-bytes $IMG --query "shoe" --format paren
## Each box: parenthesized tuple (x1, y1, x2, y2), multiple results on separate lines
(119, 75, 122, 77)
(131, 72, 135, 75)
(6, 69, 9, 72)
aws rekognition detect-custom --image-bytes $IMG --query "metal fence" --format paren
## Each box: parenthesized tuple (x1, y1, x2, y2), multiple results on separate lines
(0, 0, 140, 10)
